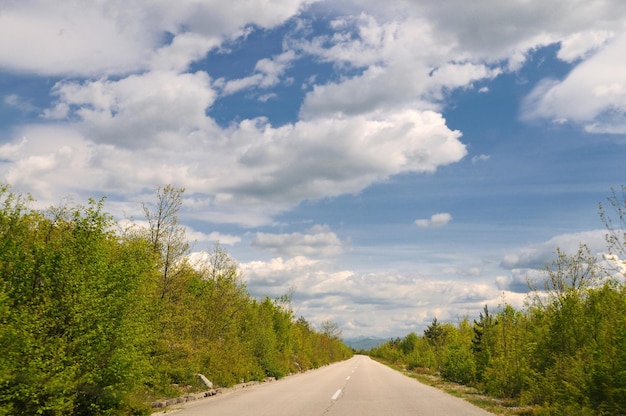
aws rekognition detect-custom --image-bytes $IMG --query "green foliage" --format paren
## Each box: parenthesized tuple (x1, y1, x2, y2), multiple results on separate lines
(424, 317, 455, 372)
(471, 305, 497, 382)
(483, 304, 531, 399)
(443, 343, 475, 385)
(0, 189, 156, 415)
(442, 318, 476, 385)
(0, 184, 352, 414)
(400, 332, 419, 355)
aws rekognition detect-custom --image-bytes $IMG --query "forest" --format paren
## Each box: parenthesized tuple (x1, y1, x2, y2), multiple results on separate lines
(369, 187, 626, 415)
(0, 184, 352, 415)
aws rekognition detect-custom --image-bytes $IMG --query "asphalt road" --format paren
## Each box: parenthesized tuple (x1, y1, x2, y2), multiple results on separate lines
(156, 355, 493, 415)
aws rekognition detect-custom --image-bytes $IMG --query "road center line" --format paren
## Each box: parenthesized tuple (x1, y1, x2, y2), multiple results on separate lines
(346, 376, 350, 380)
(331, 389, 342, 400)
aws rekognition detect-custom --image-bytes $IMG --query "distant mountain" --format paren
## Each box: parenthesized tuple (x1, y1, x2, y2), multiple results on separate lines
(344, 336, 388, 351)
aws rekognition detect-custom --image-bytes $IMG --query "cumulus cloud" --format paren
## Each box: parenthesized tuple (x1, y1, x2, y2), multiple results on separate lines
(0, 2, 152, 76)
(221, 50, 296, 95)
(0, 0, 312, 76)
(0, 137, 27, 160)
(557, 30, 614, 62)
(251, 225, 346, 257)
(294, 13, 501, 118)
(521, 34, 626, 134)
(6, 99, 466, 225)
(229, 109, 466, 204)
(241, 256, 324, 292)
(390, 0, 626, 62)
(415, 212, 452, 228)
(1, 127, 94, 202)
(46, 70, 218, 148)
(317, 1, 626, 135)
(150, 32, 222, 72)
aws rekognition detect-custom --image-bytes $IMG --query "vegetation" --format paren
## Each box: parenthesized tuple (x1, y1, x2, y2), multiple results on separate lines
(0, 184, 352, 415)
(370, 186, 626, 415)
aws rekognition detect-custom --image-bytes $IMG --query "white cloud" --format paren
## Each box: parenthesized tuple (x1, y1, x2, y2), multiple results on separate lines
(251, 224, 346, 257)
(3, 103, 466, 226)
(150, 32, 221, 72)
(228, 109, 466, 205)
(387, 0, 626, 62)
(471, 154, 490, 163)
(185, 228, 242, 246)
(295, 14, 501, 118)
(429, 63, 502, 95)
(48, 70, 218, 148)
(415, 212, 452, 228)
(0, 1, 152, 76)
(557, 30, 614, 62)
(258, 93, 278, 102)
(521, 34, 626, 133)
(0, 137, 27, 160)
(0, 0, 313, 76)
(0, 127, 94, 203)
(222, 50, 296, 95)
(304, 1, 626, 135)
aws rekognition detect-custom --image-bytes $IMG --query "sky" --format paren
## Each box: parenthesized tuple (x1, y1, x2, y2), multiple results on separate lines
(1, 0, 625, 339)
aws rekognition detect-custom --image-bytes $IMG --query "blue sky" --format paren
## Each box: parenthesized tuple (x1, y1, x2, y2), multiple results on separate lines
(1, 0, 625, 338)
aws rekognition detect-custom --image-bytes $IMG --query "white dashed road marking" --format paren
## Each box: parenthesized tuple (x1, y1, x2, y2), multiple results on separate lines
(331, 389, 342, 400)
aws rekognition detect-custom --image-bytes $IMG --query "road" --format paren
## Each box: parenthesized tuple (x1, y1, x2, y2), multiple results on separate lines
(156, 355, 493, 415)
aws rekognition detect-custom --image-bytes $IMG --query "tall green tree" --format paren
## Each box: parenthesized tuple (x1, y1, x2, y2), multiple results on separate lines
(472, 305, 497, 382)
(424, 317, 453, 371)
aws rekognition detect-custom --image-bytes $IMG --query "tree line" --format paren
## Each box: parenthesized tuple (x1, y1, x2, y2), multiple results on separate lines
(0, 184, 352, 415)
(369, 186, 626, 415)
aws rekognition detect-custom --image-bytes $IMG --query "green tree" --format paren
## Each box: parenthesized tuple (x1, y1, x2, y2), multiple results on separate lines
(472, 305, 497, 382)
(424, 317, 453, 371)
(484, 304, 530, 399)
(442, 318, 476, 385)
(400, 332, 419, 356)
